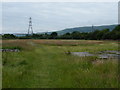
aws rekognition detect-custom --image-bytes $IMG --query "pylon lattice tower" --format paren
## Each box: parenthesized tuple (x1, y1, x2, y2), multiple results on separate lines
(28, 17, 33, 35)
(92, 25, 94, 32)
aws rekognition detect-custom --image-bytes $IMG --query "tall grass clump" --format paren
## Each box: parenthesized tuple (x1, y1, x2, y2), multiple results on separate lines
(2, 40, 119, 88)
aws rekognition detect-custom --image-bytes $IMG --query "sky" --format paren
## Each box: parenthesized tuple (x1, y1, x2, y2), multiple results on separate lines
(2, 2, 118, 34)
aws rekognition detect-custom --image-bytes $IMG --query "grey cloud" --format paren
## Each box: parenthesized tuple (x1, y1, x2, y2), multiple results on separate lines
(2, 2, 118, 33)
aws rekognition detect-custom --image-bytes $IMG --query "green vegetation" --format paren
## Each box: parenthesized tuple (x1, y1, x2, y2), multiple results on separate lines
(2, 25, 120, 40)
(2, 40, 119, 88)
(2, 34, 17, 39)
(56, 24, 116, 35)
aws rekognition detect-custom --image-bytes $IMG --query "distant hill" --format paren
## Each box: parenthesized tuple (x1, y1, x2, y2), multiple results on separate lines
(46, 25, 117, 35)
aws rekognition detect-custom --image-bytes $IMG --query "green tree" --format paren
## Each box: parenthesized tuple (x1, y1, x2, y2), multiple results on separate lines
(111, 25, 120, 40)
(71, 31, 81, 39)
(2, 34, 17, 39)
(50, 32, 58, 39)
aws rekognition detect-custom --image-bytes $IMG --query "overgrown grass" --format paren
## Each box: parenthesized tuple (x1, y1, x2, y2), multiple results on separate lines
(2, 40, 119, 88)
(2, 40, 34, 51)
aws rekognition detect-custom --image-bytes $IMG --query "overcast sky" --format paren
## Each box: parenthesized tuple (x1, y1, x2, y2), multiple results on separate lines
(2, 2, 118, 34)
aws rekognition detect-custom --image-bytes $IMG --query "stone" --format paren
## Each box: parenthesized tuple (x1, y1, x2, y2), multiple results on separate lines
(0, 49, 20, 52)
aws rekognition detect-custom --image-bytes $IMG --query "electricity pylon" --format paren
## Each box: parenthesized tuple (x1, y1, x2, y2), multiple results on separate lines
(28, 17, 33, 35)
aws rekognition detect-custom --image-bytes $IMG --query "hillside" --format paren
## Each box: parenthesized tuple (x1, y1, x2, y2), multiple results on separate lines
(47, 25, 117, 35)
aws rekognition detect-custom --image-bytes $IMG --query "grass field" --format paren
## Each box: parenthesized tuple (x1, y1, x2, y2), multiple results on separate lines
(2, 39, 119, 88)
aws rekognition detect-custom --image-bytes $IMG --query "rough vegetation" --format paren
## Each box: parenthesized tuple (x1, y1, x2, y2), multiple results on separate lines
(2, 40, 119, 88)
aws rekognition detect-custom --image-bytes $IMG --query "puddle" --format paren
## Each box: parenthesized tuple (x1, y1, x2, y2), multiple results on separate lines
(71, 52, 94, 57)
(71, 51, 120, 59)
(98, 54, 120, 59)
(98, 51, 120, 55)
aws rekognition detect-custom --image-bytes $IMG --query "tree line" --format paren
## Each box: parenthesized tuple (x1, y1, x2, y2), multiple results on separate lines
(2, 25, 120, 40)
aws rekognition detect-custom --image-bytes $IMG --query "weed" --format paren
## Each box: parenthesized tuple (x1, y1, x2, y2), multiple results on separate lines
(18, 60, 27, 66)
(2, 40, 119, 88)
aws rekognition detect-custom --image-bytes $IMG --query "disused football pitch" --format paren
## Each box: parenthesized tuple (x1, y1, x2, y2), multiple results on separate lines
(2, 40, 119, 88)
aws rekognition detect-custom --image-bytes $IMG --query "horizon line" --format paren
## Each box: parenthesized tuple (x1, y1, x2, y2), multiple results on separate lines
(2, 23, 118, 34)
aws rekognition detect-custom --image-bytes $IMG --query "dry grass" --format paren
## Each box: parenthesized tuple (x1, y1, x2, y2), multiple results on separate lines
(2, 39, 119, 88)
(2, 39, 34, 50)
(33, 39, 107, 46)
